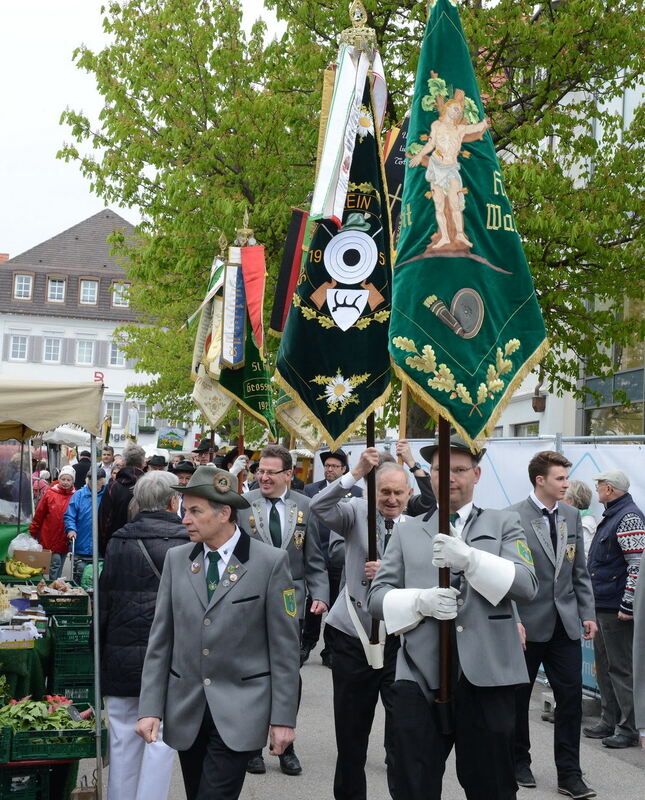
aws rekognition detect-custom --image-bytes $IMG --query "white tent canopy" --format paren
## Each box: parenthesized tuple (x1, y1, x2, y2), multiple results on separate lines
(0, 379, 104, 441)
(37, 425, 101, 448)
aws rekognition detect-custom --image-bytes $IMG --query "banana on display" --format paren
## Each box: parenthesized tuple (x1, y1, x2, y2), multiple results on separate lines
(4, 558, 44, 578)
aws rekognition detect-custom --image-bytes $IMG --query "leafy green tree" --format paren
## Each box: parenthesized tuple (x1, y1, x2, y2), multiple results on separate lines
(59, 0, 644, 428)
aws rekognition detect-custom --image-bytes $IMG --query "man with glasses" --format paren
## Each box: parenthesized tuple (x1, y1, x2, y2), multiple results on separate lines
(585, 469, 644, 749)
(509, 451, 597, 799)
(238, 444, 328, 777)
(367, 434, 537, 800)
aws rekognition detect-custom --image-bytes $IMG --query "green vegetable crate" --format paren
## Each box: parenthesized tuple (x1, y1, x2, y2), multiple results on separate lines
(46, 680, 95, 707)
(0, 764, 49, 799)
(0, 727, 10, 764)
(52, 648, 93, 681)
(11, 726, 107, 762)
(38, 585, 89, 616)
(50, 616, 92, 646)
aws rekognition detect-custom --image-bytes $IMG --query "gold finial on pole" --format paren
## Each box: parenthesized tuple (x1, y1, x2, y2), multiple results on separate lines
(234, 209, 256, 246)
(218, 232, 228, 258)
(339, 1, 376, 53)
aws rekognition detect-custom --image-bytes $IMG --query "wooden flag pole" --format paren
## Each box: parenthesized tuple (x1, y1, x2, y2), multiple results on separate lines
(237, 412, 245, 493)
(365, 412, 380, 645)
(435, 415, 453, 729)
(397, 383, 408, 464)
(398, 383, 408, 439)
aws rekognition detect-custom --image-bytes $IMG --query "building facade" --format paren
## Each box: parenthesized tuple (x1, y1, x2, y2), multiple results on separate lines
(0, 210, 163, 450)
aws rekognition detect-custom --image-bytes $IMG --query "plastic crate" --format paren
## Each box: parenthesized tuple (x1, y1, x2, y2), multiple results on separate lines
(52, 647, 93, 679)
(47, 679, 95, 707)
(0, 728, 11, 765)
(50, 615, 92, 645)
(11, 726, 107, 762)
(0, 764, 49, 799)
(37, 584, 88, 616)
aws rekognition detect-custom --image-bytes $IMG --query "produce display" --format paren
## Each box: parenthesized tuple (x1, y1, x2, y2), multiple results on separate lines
(0, 696, 94, 732)
(3, 559, 43, 579)
(36, 579, 84, 596)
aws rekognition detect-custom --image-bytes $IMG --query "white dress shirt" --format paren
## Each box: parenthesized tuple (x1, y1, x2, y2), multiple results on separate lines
(264, 490, 288, 533)
(203, 526, 242, 580)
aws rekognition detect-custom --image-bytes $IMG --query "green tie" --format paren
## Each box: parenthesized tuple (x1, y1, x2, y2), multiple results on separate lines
(206, 551, 221, 601)
(449, 513, 459, 527)
(269, 499, 282, 548)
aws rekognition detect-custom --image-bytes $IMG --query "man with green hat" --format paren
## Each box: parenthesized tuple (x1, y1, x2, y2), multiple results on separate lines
(136, 465, 300, 800)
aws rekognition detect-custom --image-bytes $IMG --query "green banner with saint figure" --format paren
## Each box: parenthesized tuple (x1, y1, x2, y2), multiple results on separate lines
(390, 0, 547, 448)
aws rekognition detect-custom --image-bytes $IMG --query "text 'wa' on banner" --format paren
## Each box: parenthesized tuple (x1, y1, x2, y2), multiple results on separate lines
(275, 67, 393, 449)
(389, 0, 547, 449)
(191, 246, 277, 437)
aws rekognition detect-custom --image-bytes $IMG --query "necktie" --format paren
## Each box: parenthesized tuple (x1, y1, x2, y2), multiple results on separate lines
(206, 551, 221, 601)
(449, 512, 459, 528)
(542, 508, 558, 551)
(269, 498, 282, 548)
(384, 518, 394, 552)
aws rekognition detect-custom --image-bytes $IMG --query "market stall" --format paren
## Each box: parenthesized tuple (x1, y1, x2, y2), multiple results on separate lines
(0, 380, 105, 799)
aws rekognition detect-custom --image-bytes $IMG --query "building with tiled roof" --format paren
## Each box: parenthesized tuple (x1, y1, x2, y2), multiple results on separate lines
(0, 210, 159, 448)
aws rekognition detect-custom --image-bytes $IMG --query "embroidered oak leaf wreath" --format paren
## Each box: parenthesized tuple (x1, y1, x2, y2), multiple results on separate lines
(392, 337, 521, 417)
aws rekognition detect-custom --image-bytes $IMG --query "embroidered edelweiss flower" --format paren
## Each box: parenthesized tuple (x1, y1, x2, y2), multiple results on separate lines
(357, 105, 374, 141)
(213, 473, 232, 493)
(324, 374, 354, 407)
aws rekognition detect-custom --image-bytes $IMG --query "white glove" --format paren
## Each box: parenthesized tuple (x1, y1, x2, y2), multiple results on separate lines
(229, 455, 249, 476)
(432, 533, 473, 571)
(415, 587, 460, 620)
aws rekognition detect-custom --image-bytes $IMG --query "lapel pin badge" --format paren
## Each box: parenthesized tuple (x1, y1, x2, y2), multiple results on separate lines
(191, 561, 201, 574)
(230, 573, 238, 582)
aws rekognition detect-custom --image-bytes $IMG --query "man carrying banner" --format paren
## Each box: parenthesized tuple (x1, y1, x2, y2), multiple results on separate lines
(367, 435, 537, 800)
(310, 448, 413, 800)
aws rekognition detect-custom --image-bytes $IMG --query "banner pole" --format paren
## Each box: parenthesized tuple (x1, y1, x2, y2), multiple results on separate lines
(435, 415, 453, 730)
(366, 412, 380, 645)
(237, 412, 244, 493)
(397, 384, 408, 464)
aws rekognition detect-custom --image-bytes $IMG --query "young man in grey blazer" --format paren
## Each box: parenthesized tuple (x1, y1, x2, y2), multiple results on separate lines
(135, 466, 300, 800)
(368, 434, 538, 800)
(508, 450, 597, 799)
(237, 443, 329, 776)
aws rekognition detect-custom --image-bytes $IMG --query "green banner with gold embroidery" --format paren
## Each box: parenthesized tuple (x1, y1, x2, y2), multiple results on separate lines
(390, 0, 547, 448)
(275, 78, 392, 448)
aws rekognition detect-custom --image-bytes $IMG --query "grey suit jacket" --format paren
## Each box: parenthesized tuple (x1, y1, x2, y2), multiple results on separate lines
(367, 508, 538, 693)
(508, 497, 595, 642)
(310, 477, 399, 640)
(633, 568, 645, 731)
(138, 531, 300, 752)
(238, 488, 329, 620)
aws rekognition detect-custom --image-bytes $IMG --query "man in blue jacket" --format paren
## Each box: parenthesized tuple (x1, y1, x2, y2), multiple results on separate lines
(64, 468, 106, 582)
(585, 469, 644, 749)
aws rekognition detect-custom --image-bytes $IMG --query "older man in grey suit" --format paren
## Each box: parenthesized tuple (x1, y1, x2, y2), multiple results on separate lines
(368, 434, 538, 800)
(509, 450, 597, 800)
(310, 448, 414, 800)
(136, 466, 300, 800)
(237, 443, 329, 777)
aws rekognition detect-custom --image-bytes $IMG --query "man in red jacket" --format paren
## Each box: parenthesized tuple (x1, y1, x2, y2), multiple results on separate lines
(29, 465, 75, 579)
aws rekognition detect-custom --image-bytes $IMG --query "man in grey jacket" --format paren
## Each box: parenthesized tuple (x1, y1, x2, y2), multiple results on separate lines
(135, 466, 300, 800)
(367, 435, 538, 800)
(310, 448, 414, 800)
(237, 443, 329, 776)
(509, 450, 597, 800)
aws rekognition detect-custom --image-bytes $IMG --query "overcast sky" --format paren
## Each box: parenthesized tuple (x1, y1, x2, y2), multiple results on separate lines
(0, 0, 275, 259)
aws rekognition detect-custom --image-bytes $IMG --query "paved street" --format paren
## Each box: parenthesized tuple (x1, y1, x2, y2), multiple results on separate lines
(81, 639, 645, 799)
